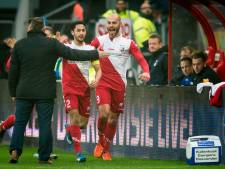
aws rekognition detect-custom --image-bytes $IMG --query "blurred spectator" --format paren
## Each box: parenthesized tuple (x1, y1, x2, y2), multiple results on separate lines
(0, 37, 16, 79)
(172, 45, 196, 81)
(102, 0, 139, 22)
(170, 57, 194, 86)
(180, 45, 195, 59)
(0, 115, 15, 142)
(149, 0, 168, 34)
(43, 27, 68, 81)
(43, 26, 55, 38)
(71, 0, 84, 21)
(59, 34, 70, 44)
(192, 51, 221, 85)
(145, 34, 168, 85)
(133, 1, 156, 49)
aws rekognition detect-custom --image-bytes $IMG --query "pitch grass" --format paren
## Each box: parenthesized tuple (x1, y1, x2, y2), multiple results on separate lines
(0, 144, 224, 169)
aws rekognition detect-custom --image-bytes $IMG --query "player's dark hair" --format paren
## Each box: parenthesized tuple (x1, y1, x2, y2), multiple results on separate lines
(71, 21, 86, 31)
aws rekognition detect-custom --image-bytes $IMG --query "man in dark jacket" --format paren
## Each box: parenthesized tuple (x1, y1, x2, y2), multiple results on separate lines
(144, 34, 168, 85)
(8, 17, 106, 164)
(192, 51, 221, 85)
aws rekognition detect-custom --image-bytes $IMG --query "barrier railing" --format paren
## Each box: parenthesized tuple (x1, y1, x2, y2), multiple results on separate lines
(0, 80, 224, 160)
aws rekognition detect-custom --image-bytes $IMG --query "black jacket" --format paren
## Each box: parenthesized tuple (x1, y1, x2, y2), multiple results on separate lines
(144, 46, 168, 85)
(9, 31, 99, 99)
(170, 74, 194, 86)
(193, 66, 221, 85)
(0, 41, 11, 79)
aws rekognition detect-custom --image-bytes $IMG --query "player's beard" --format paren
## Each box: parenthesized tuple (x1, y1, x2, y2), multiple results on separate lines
(75, 36, 85, 45)
(108, 27, 120, 39)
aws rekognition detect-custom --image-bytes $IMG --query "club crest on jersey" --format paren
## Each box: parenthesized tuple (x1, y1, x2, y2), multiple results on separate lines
(119, 45, 126, 52)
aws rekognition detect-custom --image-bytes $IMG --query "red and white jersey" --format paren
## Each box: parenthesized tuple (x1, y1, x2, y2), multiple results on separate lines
(62, 42, 96, 96)
(91, 34, 149, 91)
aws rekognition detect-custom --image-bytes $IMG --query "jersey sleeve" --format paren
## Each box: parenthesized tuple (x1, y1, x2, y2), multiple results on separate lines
(90, 37, 100, 49)
(129, 40, 150, 73)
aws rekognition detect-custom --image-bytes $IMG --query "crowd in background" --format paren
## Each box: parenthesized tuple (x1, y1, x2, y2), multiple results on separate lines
(0, 0, 223, 86)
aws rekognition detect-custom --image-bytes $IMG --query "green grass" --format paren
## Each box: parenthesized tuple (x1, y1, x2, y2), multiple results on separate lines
(0, 144, 224, 169)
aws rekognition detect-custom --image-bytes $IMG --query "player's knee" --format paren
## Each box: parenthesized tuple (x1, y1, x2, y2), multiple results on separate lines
(99, 114, 108, 123)
(108, 117, 118, 126)
(99, 106, 111, 115)
(79, 120, 88, 129)
(70, 118, 79, 126)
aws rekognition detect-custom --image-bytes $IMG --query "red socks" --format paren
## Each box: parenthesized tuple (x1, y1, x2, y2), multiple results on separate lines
(0, 115, 15, 130)
(97, 117, 107, 146)
(103, 122, 117, 152)
(67, 125, 82, 153)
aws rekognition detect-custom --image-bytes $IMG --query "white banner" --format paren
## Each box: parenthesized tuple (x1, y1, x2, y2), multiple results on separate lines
(95, 18, 132, 38)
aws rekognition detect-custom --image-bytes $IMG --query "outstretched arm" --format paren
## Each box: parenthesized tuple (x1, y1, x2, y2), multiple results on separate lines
(129, 40, 150, 81)
(91, 37, 100, 49)
(53, 39, 107, 61)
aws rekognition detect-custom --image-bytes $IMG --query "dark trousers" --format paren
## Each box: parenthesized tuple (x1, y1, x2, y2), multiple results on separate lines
(10, 98, 54, 161)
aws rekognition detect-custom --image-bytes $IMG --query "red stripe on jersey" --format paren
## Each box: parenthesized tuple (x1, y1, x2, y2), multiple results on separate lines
(62, 59, 89, 96)
(91, 37, 100, 48)
(129, 40, 150, 73)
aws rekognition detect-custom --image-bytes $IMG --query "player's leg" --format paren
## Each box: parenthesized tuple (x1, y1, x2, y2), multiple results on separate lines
(102, 112, 119, 160)
(68, 109, 84, 160)
(102, 89, 125, 160)
(94, 87, 111, 158)
(0, 114, 15, 142)
(64, 95, 88, 162)
(74, 93, 90, 162)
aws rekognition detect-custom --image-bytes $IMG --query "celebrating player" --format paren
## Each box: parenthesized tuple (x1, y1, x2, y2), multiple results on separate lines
(63, 21, 101, 162)
(91, 14, 150, 160)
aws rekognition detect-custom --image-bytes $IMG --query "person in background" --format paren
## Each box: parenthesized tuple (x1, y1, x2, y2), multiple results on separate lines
(102, 0, 139, 23)
(145, 34, 168, 85)
(43, 27, 70, 80)
(170, 57, 194, 86)
(8, 17, 107, 164)
(180, 45, 195, 59)
(55, 34, 71, 80)
(149, 0, 168, 34)
(0, 38, 16, 79)
(172, 45, 196, 82)
(59, 34, 70, 44)
(133, 1, 156, 49)
(42, 26, 55, 38)
(0, 115, 15, 142)
(71, 0, 84, 21)
(192, 51, 221, 85)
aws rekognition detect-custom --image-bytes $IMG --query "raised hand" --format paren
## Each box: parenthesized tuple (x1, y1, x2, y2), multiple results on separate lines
(139, 72, 150, 81)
